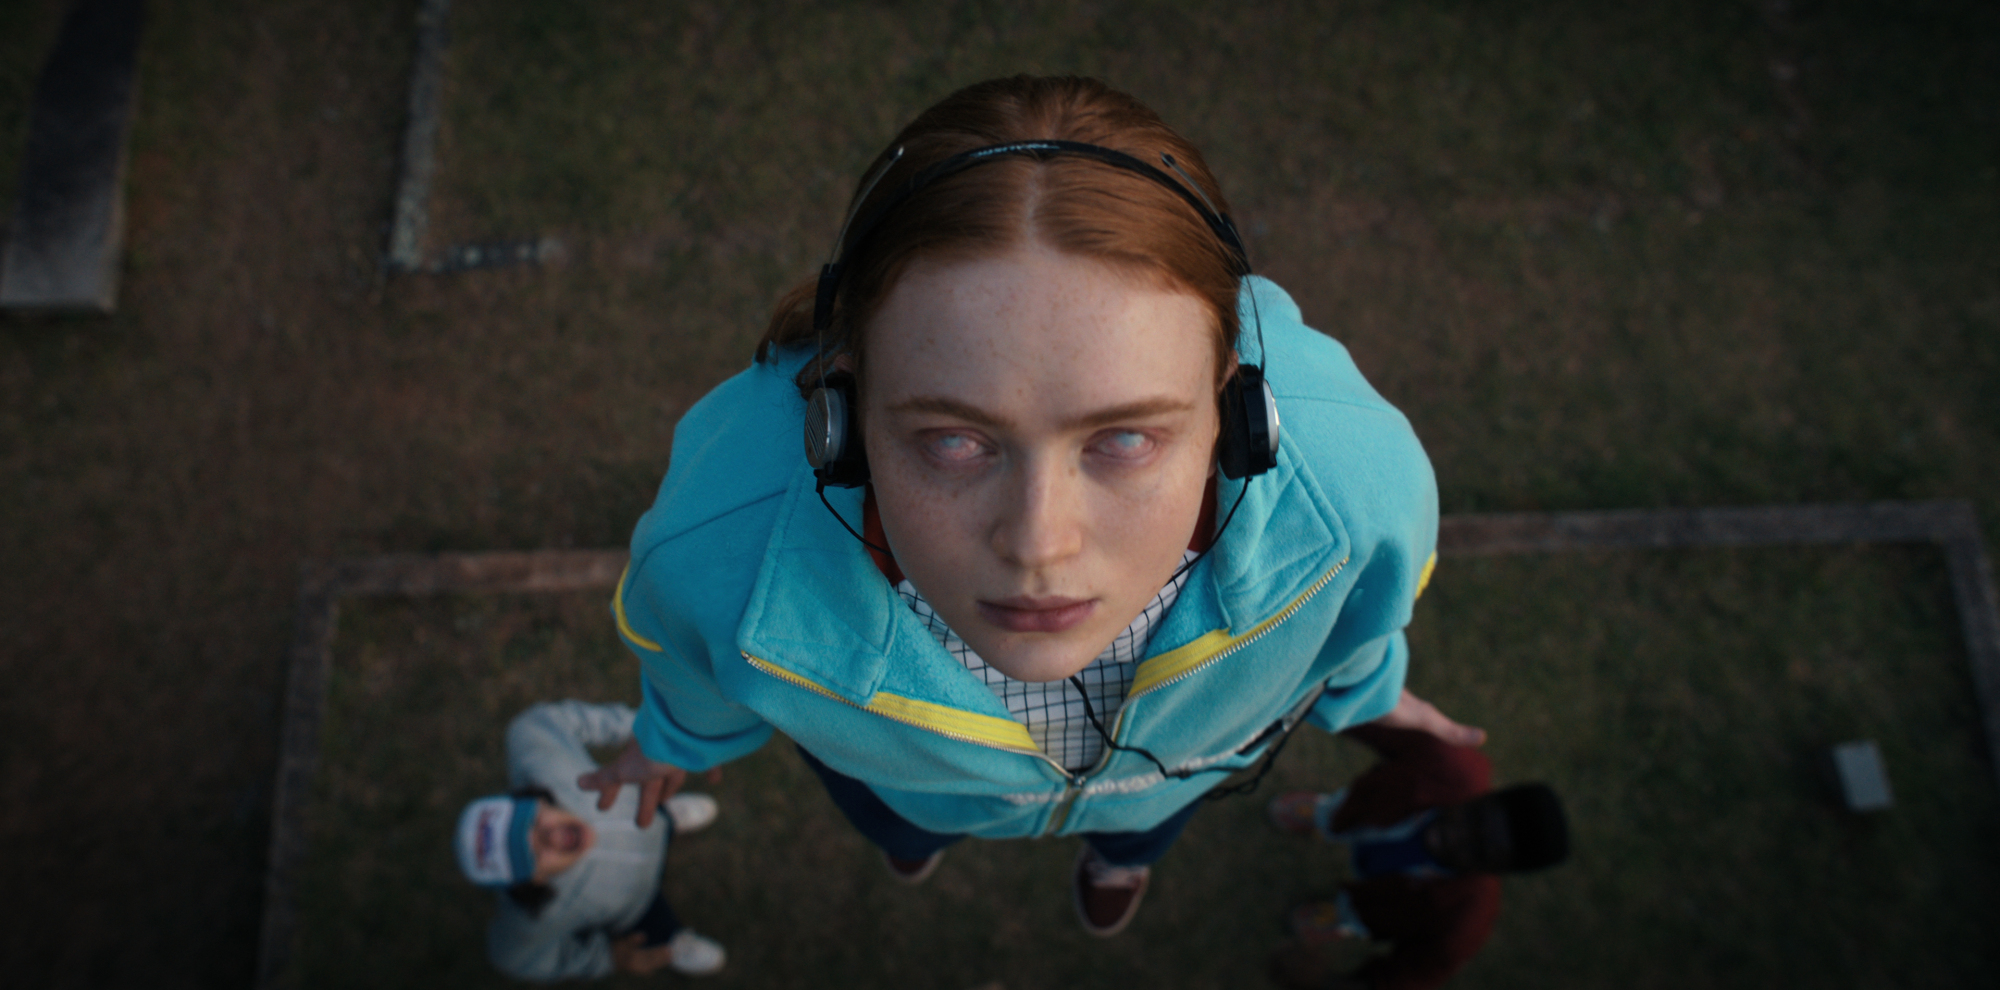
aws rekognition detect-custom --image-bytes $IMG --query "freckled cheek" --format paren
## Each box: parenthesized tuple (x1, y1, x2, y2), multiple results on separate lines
(1102, 448, 1209, 526)
(872, 458, 991, 574)
(1117, 479, 1208, 586)
(1085, 490, 1184, 564)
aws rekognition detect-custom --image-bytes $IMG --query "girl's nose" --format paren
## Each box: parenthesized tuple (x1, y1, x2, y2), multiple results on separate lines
(990, 453, 1084, 569)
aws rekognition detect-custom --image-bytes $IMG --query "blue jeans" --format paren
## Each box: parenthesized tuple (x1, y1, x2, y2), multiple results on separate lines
(796, 744, 1203, 867)
(623, 892, 683, 947)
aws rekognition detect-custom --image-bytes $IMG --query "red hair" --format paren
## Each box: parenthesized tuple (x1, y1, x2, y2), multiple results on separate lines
(756, 75, 1242, 397)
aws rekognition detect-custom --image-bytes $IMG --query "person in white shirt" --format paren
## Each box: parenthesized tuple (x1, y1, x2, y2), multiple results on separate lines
(455, 700, 727, 979)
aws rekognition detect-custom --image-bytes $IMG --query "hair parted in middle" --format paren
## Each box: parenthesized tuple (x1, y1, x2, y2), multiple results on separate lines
(755, 74, 1245, 400)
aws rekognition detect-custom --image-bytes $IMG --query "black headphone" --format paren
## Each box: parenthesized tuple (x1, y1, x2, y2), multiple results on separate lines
(803, 139, 1280, 490)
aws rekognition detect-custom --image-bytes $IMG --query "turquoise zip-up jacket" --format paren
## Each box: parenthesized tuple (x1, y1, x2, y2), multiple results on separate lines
(614, 276, 1438, 839)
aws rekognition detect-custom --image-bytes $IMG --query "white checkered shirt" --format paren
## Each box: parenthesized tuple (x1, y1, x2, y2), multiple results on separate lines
(895, 550, 1198, 773)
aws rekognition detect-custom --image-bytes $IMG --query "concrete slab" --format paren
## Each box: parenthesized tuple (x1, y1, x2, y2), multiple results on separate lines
(0, 0, 147, 314)
(1832, 740, 1895, 812)
(384, 0, 451, 272)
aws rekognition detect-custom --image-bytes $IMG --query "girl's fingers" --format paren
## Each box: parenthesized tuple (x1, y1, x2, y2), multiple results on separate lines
(635, 778, 665, 827)
(574, 769, 611, 808)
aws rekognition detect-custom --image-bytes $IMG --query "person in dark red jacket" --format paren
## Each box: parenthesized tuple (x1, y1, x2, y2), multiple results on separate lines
(1265, 722, 1570, 990)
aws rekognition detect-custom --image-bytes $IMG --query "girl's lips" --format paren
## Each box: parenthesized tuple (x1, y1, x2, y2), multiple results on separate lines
(977, 597, 1096, 633)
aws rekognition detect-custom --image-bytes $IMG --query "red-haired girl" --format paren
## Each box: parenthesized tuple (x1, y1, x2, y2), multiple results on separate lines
(582, 75, 1479, 937)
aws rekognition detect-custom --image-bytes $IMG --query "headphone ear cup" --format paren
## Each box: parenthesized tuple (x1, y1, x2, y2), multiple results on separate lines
(1217, 365, 1279, 480)
(804, 370, 869, 487)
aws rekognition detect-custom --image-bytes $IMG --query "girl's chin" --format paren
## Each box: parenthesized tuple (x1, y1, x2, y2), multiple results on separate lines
(972, 639, 1109, 683)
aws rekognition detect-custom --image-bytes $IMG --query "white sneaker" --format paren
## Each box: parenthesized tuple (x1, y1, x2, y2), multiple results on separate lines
(665, 793, 719, 834)
(666, 928, 726, 975)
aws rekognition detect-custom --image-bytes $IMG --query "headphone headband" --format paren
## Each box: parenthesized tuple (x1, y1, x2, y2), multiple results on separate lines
(805, 135, 1277, 493)
(816, 139, 1249, 333)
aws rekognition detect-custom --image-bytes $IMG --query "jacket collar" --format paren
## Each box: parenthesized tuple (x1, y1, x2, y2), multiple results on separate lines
(735, 435, 1350, 708)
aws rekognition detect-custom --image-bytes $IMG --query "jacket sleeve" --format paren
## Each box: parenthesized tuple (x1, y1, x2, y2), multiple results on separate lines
(1302, 503, 1435, 735)
(505, 701, 635, 791)
(1300, 493, 1436, 735)
(487, 903, 615, 982)
(613, 564, 774, 770)
(1242, 274, 1438, 741)
(1304, 626, 1408, 733)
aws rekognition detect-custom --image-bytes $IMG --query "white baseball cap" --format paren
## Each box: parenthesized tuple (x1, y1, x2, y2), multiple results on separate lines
(455, 795, 539, 888)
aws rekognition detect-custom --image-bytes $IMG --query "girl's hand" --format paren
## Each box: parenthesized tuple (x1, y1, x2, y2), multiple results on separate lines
(1372, 688, 1487, 748)
(577, 740, 718, 827)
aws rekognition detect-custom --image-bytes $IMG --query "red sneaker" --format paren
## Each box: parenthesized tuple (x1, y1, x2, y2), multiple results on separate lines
(883, 849, 944, 885)
(1072, 845, 1150, 937)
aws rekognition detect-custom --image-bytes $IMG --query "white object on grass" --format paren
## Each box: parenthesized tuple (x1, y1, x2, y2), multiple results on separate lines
(665, 792, 719, 834)
(667, 929, 727, 975)
(1832, 740, 1894, 812)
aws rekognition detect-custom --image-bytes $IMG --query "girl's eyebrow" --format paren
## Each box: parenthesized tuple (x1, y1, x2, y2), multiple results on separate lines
(1066, 397, 1196, 429)
(886, 395, 1194, 430)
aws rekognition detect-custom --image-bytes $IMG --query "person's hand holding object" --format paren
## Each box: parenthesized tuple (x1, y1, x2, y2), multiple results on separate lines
(576, 740, 721, 827)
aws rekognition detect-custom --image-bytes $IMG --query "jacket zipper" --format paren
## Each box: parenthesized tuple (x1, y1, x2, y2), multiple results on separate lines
(744, 554, 1350, 836)
(1041, 555, 1349, 835)
(741, 652, 1075, 777)
(1134, 556, 1349, 698)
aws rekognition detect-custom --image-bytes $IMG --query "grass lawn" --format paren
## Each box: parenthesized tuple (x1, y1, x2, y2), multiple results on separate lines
(4, 0, 1997, 986)
(405, 0, 2000, 534)
(293, 542, 2000, 989)
(293, 2, 2000, 987)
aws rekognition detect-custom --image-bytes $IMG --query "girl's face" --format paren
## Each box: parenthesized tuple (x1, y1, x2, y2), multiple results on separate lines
(862, 244, 1222, 683)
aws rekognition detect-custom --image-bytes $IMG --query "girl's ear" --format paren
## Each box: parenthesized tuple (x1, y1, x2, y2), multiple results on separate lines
(831, 353, 856, 374)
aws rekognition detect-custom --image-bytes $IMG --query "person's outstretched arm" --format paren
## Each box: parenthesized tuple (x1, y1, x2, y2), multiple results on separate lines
(507, 700, 637, 794)
(582, 567, 772, 825)
(507, 700, 635, 778)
